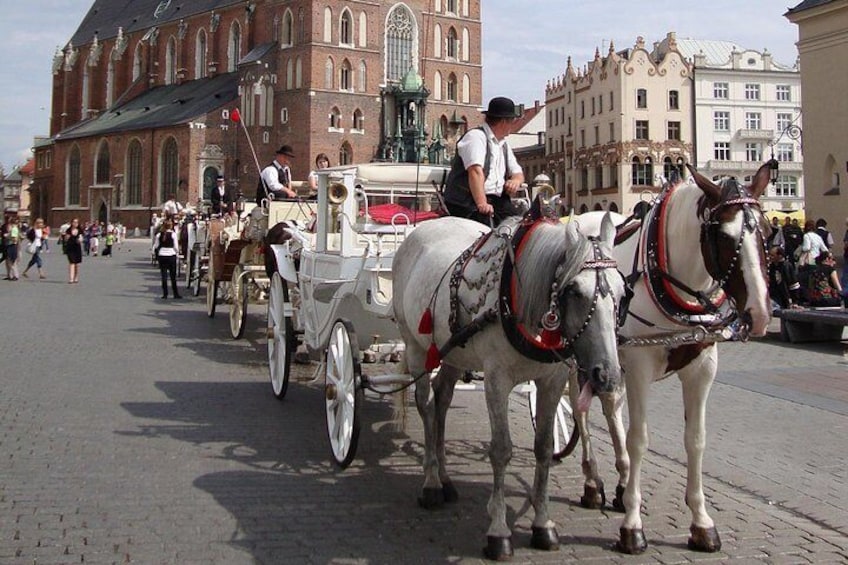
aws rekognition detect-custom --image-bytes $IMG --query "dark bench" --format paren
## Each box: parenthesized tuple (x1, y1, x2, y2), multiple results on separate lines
(775, 307, 848, 343)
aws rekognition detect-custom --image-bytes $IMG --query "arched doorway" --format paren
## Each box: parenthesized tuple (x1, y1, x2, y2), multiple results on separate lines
(202, 166, 220, 201)
(98, 201, 108, 225)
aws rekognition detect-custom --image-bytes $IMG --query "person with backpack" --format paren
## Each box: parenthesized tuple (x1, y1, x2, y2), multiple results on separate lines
(443, 97, 525, 227)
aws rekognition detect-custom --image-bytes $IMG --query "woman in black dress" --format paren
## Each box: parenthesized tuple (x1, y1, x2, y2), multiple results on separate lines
(64, 218, 83, 283)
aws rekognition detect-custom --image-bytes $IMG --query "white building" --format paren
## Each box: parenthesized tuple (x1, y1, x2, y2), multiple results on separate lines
(656, 36, 803, 213)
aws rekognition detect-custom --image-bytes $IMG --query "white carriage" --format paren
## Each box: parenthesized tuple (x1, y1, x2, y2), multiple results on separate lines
(264, 163, 579, 468)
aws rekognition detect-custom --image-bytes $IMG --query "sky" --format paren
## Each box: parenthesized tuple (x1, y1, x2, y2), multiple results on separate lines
(0, 0, 800, 172)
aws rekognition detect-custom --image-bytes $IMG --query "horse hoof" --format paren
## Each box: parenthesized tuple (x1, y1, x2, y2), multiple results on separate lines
(688, 525, 721, 552)
(530, 526, 560, 551)
(612, 485, 626, 513)
(483, 536, 513, 561)
(580, 482, 606, 509)
(616, 527, 648, 554)
(417, 487, 444, 510)
(442, 481, 459, 504)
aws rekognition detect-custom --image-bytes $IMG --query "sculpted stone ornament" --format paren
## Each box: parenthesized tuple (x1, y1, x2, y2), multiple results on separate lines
(87, 35, 102, 67)
(63, 42, 79, 71)
(114, 27, 128, 59)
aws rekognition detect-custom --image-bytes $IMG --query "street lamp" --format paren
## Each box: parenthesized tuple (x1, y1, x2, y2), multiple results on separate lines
(767, 113, 802, 185)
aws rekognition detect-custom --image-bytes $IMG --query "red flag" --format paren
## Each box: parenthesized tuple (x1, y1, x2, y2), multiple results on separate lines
(230, 108, 241, 123)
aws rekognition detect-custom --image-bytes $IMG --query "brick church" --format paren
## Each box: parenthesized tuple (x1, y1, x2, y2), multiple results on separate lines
(32, 0, 482, 230)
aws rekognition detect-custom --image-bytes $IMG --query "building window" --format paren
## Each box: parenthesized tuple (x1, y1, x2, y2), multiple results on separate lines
(325, 58, 334, 89)
(745, 112, 761, 130)
(635, 120, 649, 140)
(339, 142, 352, 165)
(323, 7, 332, 42)
(581, 168, 589, 191)
(446, 27, 458, 59)
(713, 82, 729, 99)
(340, 9, 353, 45)
(598, 94, 603, 114)
(228, 22, 241, 72)
(776, 143, 794, 162)
(609, 122, 615, 142)
(580, 129, 585, 148)
(745, 143, 762, 162)
(776, 112, 793, 133)
(106, 58, 115, 108)
(359, 12, 368, 47)
(591, 97, 596, 116)
(609, 90, 614, 111)
(95, 141, 111, 184)
(330, 107, 342, 129)
(446, 0, 457, 13)
(359, 60, 367, 92)
(594, 125, 599, 145)
(133, 43, 143, 81)
(744, 83, 760, 100)
(386, 4, 415, 82)
(462, 27, 469, 61)
(340, 59, 352, 91)
(165, 36, 177, 84)
(67, 145, 81, 206)
(668, 89, 679, 110)
(776, 84, 791, 102)
(714, 142, 730, 161)
(352, 108, 364, 131)
(126, 140, 142, 205)
(667, 121, 681, 141)
(636, 88, 647, 109)
(160, 137, 179, 202)
(567, 116, 571, 136)
(632, 156, 652, 186)
(714, 111, 730, 131)
(280, 107, 289, 124)
(594, 165, 603, 189)
(433, 71, 442, 100)
(609, 164, 618, 186)
(447, 73, 457, 102)
(580, 100, 584, 118)
(195, 29, 207, 79)
(774, 175, 797, 197)
(282, 10, 294, 46)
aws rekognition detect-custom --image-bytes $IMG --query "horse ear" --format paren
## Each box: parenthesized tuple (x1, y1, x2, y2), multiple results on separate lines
(600, 212, 616, 246)
(747, 159, 776, 199)
(686, 163, 722, 203)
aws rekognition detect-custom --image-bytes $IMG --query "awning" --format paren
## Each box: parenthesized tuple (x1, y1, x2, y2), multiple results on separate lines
(765, 209, 805, 224)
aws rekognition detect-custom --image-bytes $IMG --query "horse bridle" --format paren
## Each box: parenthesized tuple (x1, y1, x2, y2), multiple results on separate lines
(543, 238, 619, 349)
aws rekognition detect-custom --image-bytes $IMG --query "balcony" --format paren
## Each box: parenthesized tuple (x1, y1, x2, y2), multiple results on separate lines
(737, 129, 774, 140)
(705, 160, 739, 171)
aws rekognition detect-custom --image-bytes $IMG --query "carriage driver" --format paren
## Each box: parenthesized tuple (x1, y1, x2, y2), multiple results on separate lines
(257, 145, 297, 203)
(210, 174, 233, 215)
(443, 96, 525, 227)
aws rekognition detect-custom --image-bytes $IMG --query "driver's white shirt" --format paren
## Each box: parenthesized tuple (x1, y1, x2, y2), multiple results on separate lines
(162, 199, 183, 216)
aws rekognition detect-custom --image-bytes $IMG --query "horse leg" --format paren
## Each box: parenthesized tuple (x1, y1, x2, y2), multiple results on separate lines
(527, 373, 565, 551)
(434, 364, 461, 503)
(568, 369, 605, 509)
(600, 388, 629, 512)
(617, 349, 661, 555)
(483, 373, 515, 560)
(414, 365, 444, 509)
(678, 348, 722, 552)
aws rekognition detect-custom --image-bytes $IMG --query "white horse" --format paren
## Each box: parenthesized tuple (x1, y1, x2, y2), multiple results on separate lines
(393, 213, 624, 560)
(573, 160, 773, 553)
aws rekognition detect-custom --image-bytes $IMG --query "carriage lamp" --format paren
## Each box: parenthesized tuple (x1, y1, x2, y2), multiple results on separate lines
(235, 192, 246, 215)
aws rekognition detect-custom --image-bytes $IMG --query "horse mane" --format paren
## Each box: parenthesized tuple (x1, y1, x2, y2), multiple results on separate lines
(514, 221, 592, 329)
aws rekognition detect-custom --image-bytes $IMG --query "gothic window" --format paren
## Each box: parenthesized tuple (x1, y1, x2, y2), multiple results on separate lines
(358, 60, 367, 92)
(282, 10, 294, 47)
(446, 0, 457, 13)
(264, 84, 274, 127)
(339, 142, 352, 165)
(160, 137, 179, 203)
(340, 59, 352, 91)
(330, 107, 342, 129)
(228, 22, 241, 72)
(358, 12, 367, 47)
(67, 145, 81, 206)
(126, 140, 142, 205)
(462, 28, 470, 61)
(296, 57, 303, 88)
(325, 58, 334, 89)
(447, 73, 457, 102)
(95, 141, 111, 184)
(462, 74, 470, 104)
(81, 65, 90, 116)
(286, 59, 293, 90)
(446, 27, 458, 59)
(132, 43, 143, 81)
(195, 29, 207, 79)
(106, 57, 115, 108)
(434, 24, 442, 59)
(340, 9, 353, 46)
(433, 71, 443, 101)
(323, 7, 332, 43)
(386, 4, 416, 82)
(165, 36, 177, 84)
(352, 108, 364, 131)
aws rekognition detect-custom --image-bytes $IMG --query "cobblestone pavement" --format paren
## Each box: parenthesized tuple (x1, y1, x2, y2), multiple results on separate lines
(1, 241, 846, 564)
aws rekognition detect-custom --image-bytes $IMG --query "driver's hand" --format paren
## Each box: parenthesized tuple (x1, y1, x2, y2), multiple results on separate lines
(476, 202, 494, 216)
(503, 179, 521, 196)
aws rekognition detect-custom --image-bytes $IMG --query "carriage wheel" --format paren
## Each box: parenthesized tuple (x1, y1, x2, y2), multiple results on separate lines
(325, 319, 363, 469)
(206, 252, 218, 318)
(267, 273, 293, 400)
(229, 265, 249, 339)
(527, 382, 579, 460)
(191, 252, 203, 297)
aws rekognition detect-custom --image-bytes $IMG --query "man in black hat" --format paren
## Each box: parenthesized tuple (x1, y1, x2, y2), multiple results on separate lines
(443, 96, 525, 227)
(257, 145, 297, 203)
(210, 174, 233, 215)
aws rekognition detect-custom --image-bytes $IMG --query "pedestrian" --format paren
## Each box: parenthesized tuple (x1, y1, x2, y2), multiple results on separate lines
(102, 227, 114, 257)
(89, 222, 100, 256)
(815, 218, 834, 249)
(257, 145, 297, 203)
(210, 174, 234, 215)
(154, 219, 182, 299)
(307, 153, 331, 193)
(63, 218, 83, 283)
(796, 219, 829, 302)
(782, 217, 803, 266)
(2, 216, 21, 280)
(807, 252, 843, 307)
(443, 96, 525, 227)
(21, 217, 47, 280)
(42, 225, 51, 252)
(766, 216, 784, 250)
(767, 246, 800, 311)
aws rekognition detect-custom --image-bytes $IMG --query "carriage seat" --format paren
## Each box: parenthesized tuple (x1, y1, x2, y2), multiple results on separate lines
(355, 203, 442, 235)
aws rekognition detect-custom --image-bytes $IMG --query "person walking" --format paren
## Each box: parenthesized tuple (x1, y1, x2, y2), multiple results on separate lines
(102, 227, 114, 257)
(21, 217, 47, 280)
(154, 219, 182, 299)
(63, 218, 84, 283)
(443, 96, 525, 227)
(2, 216, 21, 280)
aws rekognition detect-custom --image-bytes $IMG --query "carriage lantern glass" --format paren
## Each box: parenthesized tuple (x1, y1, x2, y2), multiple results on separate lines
(768, 158, 779, 184)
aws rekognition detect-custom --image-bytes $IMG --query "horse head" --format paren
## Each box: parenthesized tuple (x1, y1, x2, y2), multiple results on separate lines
(517, 214, 624, 410)
(687, 160, 773, 337)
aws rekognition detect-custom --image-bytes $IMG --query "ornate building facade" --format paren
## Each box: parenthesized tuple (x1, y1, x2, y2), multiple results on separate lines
(545, 34, 694, 215)
(35, 0, 482, 230)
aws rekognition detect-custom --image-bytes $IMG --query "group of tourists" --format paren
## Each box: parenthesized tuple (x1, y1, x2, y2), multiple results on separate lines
(767, 215, 846, 310)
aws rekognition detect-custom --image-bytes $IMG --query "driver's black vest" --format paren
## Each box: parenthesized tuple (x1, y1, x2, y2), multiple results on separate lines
(444, 127, 510, 208)
(255, 162, 291, 203)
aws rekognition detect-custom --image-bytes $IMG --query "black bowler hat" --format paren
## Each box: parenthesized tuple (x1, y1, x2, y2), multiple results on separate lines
(482, 96, 520, 119)
(275, 145, 295, 157)
(216, 174, 224, 181)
